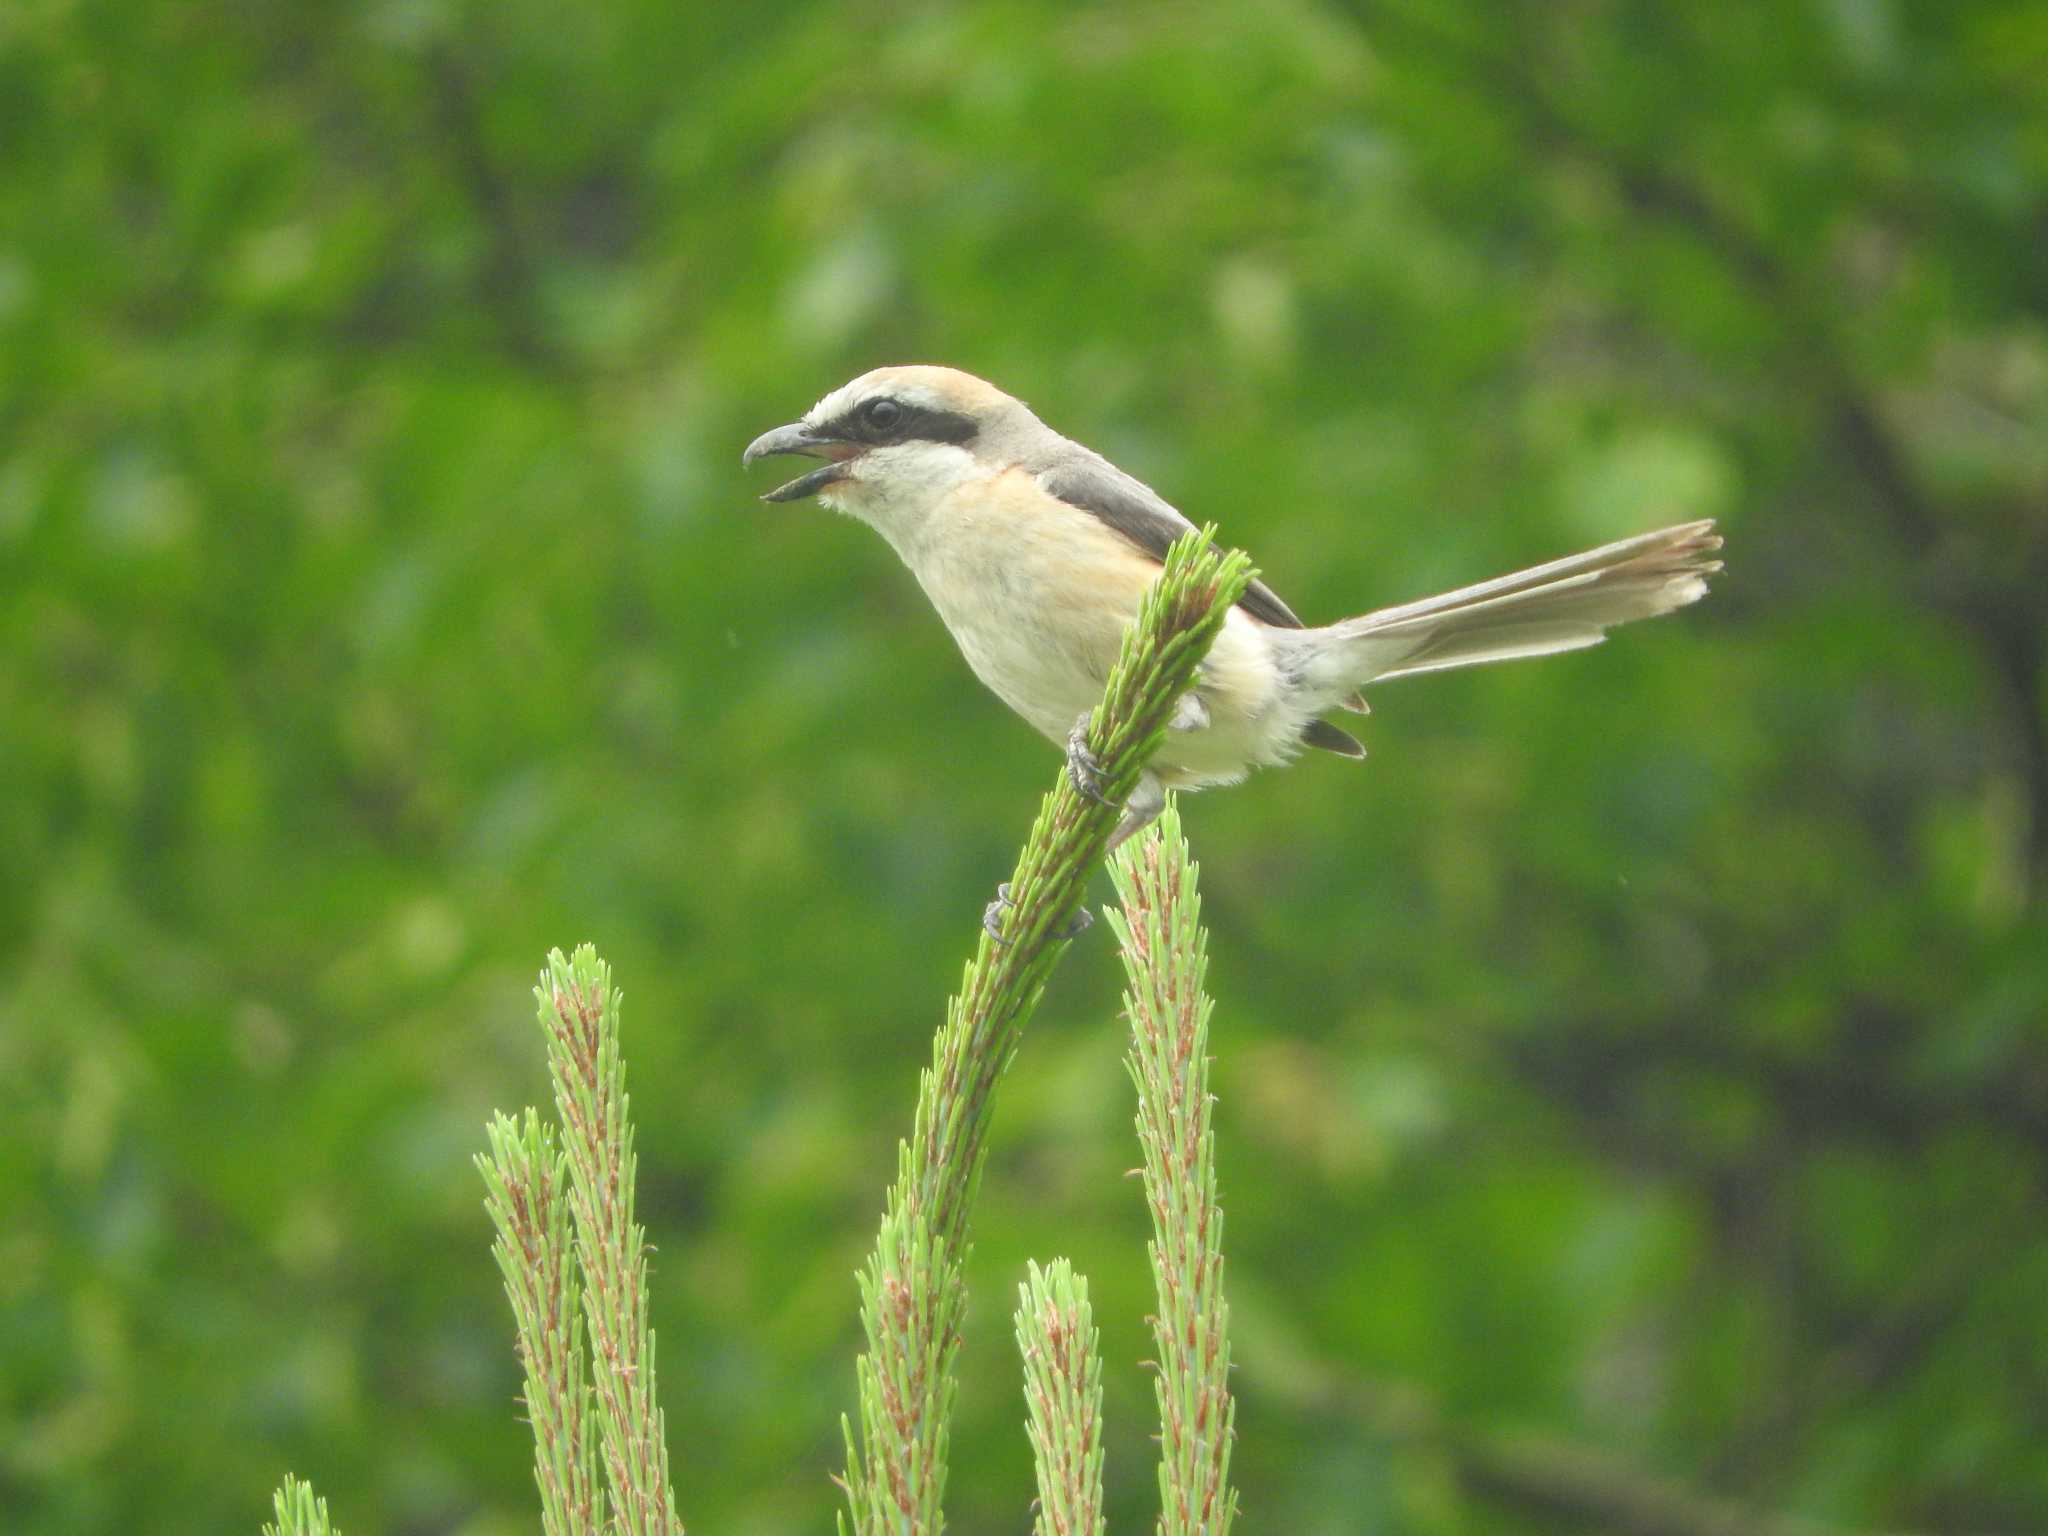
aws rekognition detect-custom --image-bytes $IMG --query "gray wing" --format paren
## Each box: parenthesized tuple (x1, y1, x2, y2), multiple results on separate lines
(1035, 451, 1310, 630)
(1035, 449, 1368, 756)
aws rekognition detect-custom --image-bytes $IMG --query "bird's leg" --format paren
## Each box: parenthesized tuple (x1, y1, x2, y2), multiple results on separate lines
(1065, 712, 1119, 807)
(982, 882, 1094, 945)
(984, 718, 1168, 943)
(1168, 691, 1210, 732)
(1103, 771, 1166, 856)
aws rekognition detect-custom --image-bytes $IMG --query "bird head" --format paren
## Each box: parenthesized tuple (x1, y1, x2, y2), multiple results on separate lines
(742, 366, 1034, 512)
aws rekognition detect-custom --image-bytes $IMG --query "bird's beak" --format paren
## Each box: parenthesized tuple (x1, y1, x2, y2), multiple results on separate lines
(742, 422, 856, 503)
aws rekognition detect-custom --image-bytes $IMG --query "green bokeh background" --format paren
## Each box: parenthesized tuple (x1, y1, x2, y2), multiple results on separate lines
(5, 2, 2046, 1532)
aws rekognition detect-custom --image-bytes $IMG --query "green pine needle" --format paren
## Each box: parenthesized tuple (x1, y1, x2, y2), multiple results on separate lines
(478, 1108, 602, 1536)
(263, 1475, 336, 1536)
(1015, 1259, 1107, 1536)
(1108, 799, 1239, 1536)
(842, 530, 1254, 1536)
(534, 945, 683, 1536)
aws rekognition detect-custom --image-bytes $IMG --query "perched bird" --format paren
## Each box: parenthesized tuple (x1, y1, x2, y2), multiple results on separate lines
(745, 365, 1720, 864)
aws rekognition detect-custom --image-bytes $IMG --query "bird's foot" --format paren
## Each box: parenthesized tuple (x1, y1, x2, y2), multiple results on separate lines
(1065, 713, 1120, 808)
(981, 881, 1094, 946)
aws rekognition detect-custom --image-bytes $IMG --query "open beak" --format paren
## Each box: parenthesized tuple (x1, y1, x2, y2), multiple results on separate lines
(742, 422, 856, 502)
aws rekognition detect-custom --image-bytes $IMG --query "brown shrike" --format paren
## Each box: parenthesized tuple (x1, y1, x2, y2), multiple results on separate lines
(745, 365, 1720, 884)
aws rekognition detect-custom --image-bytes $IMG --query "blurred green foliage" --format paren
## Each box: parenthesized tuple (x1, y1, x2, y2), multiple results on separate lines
(3, 1, 2045, 1533)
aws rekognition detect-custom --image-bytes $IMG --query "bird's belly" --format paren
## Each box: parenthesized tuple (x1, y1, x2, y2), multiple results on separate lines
(927, 576, 1123, 745)
(915, 531, 1301, 785)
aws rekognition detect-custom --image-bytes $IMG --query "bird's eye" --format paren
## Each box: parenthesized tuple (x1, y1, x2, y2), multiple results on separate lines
(863, 398, 903, 431)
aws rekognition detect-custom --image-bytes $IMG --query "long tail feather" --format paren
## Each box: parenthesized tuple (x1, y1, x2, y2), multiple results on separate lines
(1295, 520, 1722, 699)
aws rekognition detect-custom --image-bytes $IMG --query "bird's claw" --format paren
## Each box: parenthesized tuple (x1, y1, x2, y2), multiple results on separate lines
(1065, 715, 1119, 809)
(981, 885, 1011, 942)
(981, 882, 1094, 946)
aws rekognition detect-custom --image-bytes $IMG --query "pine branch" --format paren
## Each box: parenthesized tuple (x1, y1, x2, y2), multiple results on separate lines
(478, 1109, 602, 1536)
(842, 529, 1255, 1536)
(1107, 800, 1237, 1536)
(536, 945, 683, 1536)
(1015, 1259, 1107, 1536)
(263, 1475, 336, 1536)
